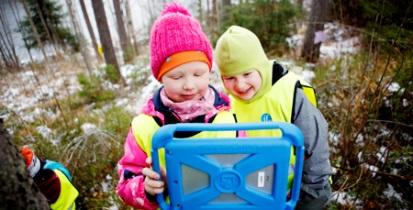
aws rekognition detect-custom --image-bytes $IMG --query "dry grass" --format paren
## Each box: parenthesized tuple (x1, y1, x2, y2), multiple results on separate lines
(314, 52, 413, 209)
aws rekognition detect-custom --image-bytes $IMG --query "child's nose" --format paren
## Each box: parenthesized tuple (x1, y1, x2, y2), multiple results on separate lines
(235, 79, 248, 91)
(183, 79, 195, 90)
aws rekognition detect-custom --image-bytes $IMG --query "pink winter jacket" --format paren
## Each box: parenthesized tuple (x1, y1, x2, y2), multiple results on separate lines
(116, 87, 233, 209)
(116, 129, 159, 209)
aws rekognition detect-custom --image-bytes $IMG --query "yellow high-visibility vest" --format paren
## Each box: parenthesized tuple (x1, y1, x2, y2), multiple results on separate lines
(231, 71, 317, 187)
(50, 170, 78, 210)
(131, 111, 238, 168)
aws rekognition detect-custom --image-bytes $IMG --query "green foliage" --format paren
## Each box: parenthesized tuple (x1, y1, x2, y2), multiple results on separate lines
(77, 73, 116, 106)
(18, 0, 79, 51)
(123, 46, 136, 64)
(333, 0, 413, 54)
(102, 106, 132, 138)
(60, 105, 131, 209)
(102, 64, 120, 83)
(64, 131, 121, 209)
(219, 0, 301, 55)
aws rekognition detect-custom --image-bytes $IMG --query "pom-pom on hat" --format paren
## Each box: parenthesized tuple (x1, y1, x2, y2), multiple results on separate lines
(150, 2, 213, 81)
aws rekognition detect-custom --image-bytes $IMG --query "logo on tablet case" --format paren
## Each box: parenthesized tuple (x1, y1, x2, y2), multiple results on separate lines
(217, 171, 241, 192)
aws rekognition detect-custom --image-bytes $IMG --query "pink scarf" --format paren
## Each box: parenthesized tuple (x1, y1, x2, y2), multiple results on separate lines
(160, 88, 218, 122)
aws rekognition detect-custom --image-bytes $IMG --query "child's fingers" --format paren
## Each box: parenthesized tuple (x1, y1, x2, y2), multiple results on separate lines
(142, 167, 160, 180)
(146, 156, 152, 165)
(145, 184, 164, 195)
(145, 177, 164, 188)
(145, 156, 166, 178)
(144, 175, 165, 195)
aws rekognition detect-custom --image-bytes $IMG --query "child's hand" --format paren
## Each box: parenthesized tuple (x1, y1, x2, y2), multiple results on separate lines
(142, 157, 166, 196)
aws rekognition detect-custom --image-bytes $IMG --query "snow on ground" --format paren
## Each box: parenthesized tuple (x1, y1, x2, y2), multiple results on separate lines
(320, 23, 360, 59)
(0, 55, 161, 123)
(287, 22, 360, 63)
(284, 22, 360, 85)
(0, 58, 82, 119)
(331, 191, 363, 209)
(383, 184, 403, 202)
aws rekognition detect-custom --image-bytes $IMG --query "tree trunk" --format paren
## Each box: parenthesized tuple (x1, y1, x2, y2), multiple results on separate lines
(65, 0, 93, 76)
(220, 0, 231, 22)
(296, 0, 304, 10)
(79, 0, 100, 61)
(212, 0, 219, 38)
(0, 3, 20, 70)
(301, 0, 331, 63)
(124, 0, 139, 55)
(198, 0, 203, 25)
(91, 0, 124, 84)
(0, 119, 49, 209)
(113, 0, 132, 63)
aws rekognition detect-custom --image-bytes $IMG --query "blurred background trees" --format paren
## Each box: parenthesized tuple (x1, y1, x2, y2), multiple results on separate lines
(18, 0, 78, 51)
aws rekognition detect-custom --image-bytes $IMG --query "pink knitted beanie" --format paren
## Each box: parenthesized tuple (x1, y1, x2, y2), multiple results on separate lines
(150, 3, 213, 81)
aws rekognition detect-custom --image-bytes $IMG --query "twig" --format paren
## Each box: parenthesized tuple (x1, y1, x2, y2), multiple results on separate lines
(367, 119, 413, 129)
(375, 170, 413, 182)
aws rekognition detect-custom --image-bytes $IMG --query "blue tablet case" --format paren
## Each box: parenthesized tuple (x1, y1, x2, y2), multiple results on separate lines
(151, 122, 304, 210)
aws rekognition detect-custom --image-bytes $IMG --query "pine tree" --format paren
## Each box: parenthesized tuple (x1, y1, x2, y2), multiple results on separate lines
(18, 0, 78, 51)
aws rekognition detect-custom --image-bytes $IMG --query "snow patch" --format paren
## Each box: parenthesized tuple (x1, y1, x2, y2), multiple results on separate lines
(331, 191, 363, 208)
(320, 37, 360, 59)
(36, 125, 53, 139)
(383, 184, 402, 201)
(278, 60, 315, 84)
(329, 132, 341, 146)
(361, 163, 379, 177)
(355, 134, 364, 146)
(81, 123, 98, 135)
(357, 151, 363, 162)
(286, 34, 303, 49)
(402, 98, 409, 107)
(115, 98, 129, 108)
(376, 146, 388, 164)
(387, 82, 400, 93)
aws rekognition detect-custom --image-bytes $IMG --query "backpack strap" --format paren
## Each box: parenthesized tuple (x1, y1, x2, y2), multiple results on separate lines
(44, 160, 73, 181)
(272, 62, 288, 85)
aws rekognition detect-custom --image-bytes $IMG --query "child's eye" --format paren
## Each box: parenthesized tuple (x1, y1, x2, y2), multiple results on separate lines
(169, 75, 182, 80)
(244, 72, 252, 77)
(223, 76, 234, 81)
(194, 72, 203, 77)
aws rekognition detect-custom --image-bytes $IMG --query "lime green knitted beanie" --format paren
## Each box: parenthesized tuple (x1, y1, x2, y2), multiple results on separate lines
(215, 25, 272, 101)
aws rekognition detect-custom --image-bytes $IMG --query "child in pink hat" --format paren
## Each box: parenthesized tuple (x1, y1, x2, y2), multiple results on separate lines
(115, 3, 238, 209)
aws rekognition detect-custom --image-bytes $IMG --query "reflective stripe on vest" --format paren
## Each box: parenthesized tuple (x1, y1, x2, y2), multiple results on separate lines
(50, 170, 78, 210)
(131, 111, 237, 169)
